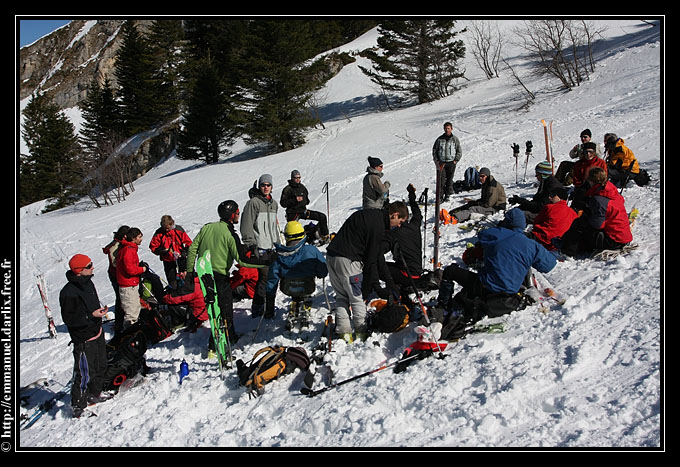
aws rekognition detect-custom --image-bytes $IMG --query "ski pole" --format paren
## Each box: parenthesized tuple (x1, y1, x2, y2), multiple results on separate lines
(322, 181, 330, 225)
(418, 188, 428, 269)
(300, 352, 422, 397)
(524, 141, 533, 181)
(511, 143, 519, 184)
(396, 248, 445, 356)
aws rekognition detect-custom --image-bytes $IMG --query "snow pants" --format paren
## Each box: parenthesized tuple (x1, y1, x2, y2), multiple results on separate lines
(453, 205, 497, 223)
(71, 332, 107, 409)
(327, 255, 367, 334)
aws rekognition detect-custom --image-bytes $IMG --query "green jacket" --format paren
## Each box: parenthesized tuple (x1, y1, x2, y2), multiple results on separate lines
(186, 220, 264, 275)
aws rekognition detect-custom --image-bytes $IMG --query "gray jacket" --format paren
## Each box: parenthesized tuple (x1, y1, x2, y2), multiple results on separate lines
(241, 187, 280, 250)
(362, 167, 390, 209)
(433, 133, 462, 163)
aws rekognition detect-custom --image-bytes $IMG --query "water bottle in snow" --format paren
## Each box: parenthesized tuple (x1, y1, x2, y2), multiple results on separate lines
(179, 359, 189, 384)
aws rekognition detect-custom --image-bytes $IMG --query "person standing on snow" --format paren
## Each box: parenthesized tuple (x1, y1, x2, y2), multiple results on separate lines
(59, 254, 112, 418)
(280, 169, 330, 244)
(326, 201, 408, 342)
(432, 122, 463, 202)
(102, 225, 129, 337)
(241, 174, 281, 320)
(116, 227, 147, 329)
(149, 215, 192, 290)
(362, 157, 391, 210)
(186, 200, 273, 345)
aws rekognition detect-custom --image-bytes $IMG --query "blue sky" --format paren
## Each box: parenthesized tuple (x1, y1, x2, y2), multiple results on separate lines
(19, 19, 72, 47)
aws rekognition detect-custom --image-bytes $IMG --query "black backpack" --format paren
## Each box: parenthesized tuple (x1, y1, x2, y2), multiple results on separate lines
(368, 300, 410, 333)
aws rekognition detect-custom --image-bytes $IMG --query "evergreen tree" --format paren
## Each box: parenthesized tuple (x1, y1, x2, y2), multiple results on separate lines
(176, 20, 248, 164)
(147, 19, 184, 120)
(114, 21, 160, 136)
(21, 92, 83, 210)
(240, 20, 322, 153)
(79, 77, 124, 163)
(359, 20, 466, 105)
(177, 54, 237, 164)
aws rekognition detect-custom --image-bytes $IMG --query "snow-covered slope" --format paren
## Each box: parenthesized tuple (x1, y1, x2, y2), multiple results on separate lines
(16, 20, 662, 449)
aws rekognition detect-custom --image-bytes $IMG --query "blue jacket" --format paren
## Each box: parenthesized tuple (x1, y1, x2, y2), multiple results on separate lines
(478, 209, 556, 294)
(266, 238, 328, 294)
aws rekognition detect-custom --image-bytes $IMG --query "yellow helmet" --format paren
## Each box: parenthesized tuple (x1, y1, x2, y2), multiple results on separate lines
(284, 221, 305, 241)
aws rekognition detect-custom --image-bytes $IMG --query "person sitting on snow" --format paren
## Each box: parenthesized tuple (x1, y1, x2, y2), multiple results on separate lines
(509, 161, 564, 224)
(528, 186, 578, 255)
(558, 167, 633, 257)
(436, 208, 557, 335)
(604, 133, 649, 188)
(569, 142, 608, 211)
(265, 221, 328, 322)
(446, 167, 506, 224)
(555, 129, 603, 186)
(163, 272, 209, 333)
(280, 170, 330, 244)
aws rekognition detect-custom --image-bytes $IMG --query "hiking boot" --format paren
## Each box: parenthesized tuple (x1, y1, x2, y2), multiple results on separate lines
(251, 303, 264, 318)
(355, 332, 369, 342)
(87, 392, 114, 405)
(340, 333, 354, 344)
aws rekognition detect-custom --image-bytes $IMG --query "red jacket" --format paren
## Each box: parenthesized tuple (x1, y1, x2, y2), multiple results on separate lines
(531, 200, 578, 250)
(149, 226, 192, 263)
(585, 181, 633, 245)
(163, 276, 208, 321)
(116, 239, 145, 287)
(572, 156, 607, 187)
(229, 266, 258, 299)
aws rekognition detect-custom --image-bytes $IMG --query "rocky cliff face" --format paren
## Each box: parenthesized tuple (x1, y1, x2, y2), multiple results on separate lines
(19, 19, 153, 110)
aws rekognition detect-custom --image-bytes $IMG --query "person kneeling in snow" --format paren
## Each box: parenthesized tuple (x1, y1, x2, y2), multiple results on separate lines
(436, 208, 557, 334)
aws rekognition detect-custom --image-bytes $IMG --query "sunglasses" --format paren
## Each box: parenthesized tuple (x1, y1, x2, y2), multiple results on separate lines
(260, 183, 272, 188)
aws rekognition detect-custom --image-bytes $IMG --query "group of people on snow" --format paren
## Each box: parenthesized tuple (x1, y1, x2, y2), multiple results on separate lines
(59, 122, 644, 417)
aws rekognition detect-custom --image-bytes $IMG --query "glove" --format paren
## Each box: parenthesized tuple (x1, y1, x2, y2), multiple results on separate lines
(511, 143, 520, 156)
(407, 183, 416, 194)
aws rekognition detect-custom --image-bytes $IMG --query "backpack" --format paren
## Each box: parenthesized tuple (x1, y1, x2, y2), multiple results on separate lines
(368, 299, 410, 333)
(634, 169, 651, 187)
(236, 346, 310, 397)
(464, 167, 481, 190)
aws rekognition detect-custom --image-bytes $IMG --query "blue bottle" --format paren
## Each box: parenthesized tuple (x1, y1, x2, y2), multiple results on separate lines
(179, 359, 189, 384)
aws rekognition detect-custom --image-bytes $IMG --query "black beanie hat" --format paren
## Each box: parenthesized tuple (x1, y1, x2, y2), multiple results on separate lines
(368, 156, 383, 168)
